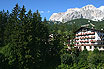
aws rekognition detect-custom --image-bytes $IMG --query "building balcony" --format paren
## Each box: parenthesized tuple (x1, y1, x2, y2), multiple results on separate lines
(75, 37, 79, 39)
(74, 43, 104, 46)
(75, 32, 95, 36)
(79, 36, 95, 39)
(74, 43, 94, 46)
(90, 40, 97, 42)
(80, 40, 89, 43)
(94, 44, 104, 46)
(75, 40, 79, 43)
(91, 36, 95, 38)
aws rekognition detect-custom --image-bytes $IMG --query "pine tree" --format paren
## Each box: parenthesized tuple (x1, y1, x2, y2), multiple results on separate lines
(0, 10, 8, 46)
(0, 11, 3, 46)
(0, 4, 50, 69)
(5, 4, 21, 68)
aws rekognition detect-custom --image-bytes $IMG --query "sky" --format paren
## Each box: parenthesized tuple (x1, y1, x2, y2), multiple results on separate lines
(0, 0, 104, 20)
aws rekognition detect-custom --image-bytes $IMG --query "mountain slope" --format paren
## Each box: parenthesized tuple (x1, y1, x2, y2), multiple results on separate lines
(48, 19, 104, 35)
(49, 5, 104, 22)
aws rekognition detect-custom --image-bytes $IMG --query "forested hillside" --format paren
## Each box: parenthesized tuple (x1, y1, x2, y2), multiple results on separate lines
(0, 4, 104, 69)
(48, 19, 104, 35)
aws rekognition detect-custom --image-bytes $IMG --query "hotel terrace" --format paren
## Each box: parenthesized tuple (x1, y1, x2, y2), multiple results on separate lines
(74, 27, 104, 51)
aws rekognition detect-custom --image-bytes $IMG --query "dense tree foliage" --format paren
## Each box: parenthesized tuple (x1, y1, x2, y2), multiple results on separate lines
(0, 4, 104, 69)
(0, 4, 65, 69)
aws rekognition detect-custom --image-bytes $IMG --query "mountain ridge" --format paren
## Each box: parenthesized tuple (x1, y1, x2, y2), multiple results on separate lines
(49, 5, 104, 22)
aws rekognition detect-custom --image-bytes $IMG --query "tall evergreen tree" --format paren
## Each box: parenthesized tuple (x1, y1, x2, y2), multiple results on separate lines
(0, 10, 8, 46)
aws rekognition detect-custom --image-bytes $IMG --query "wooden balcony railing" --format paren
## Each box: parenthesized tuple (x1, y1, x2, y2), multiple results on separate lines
(75, 32, 95, 36)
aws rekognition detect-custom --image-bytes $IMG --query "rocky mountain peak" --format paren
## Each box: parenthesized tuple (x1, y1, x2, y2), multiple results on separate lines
(98, 6, 104, 12)
(82, 5, 96, 10)
(49, 5, 104, 22)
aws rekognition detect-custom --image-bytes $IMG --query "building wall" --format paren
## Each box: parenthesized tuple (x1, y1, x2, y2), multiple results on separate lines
(74, 28, 104, 51)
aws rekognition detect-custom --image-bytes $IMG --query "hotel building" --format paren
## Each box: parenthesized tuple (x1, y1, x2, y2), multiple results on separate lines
(74, 27, 104, 51)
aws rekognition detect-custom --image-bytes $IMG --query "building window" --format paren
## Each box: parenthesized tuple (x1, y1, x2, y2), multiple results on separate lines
(91, 42, 95, 43)
(98, 42, 101, 45)
(87, 42, 89, 43)
(84, 46, 86, 49)
(94, 46, 97, 49)
(90, 46, 92, 49)
(99, 46, 101, 49)
(101, 42, 103, 45)
(77, 43, 79, 44)
(91, 30, 94, 32)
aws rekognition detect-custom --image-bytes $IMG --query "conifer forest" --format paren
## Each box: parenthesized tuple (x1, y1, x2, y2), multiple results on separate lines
(1, 4, 104, 69)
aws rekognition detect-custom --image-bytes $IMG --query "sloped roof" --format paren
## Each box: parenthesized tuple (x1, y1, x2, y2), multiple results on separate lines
(74, 27, 104, 33)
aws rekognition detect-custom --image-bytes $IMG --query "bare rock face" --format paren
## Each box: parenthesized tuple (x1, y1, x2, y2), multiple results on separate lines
(49, 5, 104, 22)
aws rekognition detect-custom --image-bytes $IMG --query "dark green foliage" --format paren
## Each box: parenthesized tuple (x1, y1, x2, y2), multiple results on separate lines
(47, 18, 104, 36)
(0, 11, 8, 46)
(0, 4, 67, 69)
(61, 54, 73, 65)
(57, 64, 70, 69)
(0, 53, 10, 69)
(58, 50, 104, 69)
(93, 48, 99, 53)
(1, 4, 104, 69)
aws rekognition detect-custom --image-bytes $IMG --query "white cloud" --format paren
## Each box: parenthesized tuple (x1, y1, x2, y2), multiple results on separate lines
(39, 11, 44, 13)
(47, 11, 50, 13)
(39, 11, 50, 14)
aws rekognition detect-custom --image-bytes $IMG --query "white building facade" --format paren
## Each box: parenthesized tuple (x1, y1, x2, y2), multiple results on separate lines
(74, 27, 104, 51)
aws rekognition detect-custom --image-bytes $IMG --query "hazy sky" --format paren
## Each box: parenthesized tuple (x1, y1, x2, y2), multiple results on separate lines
(0, 0, 104, 20)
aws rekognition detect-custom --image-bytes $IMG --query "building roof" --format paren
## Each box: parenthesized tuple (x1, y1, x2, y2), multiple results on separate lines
(74, 27, 104, 33)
